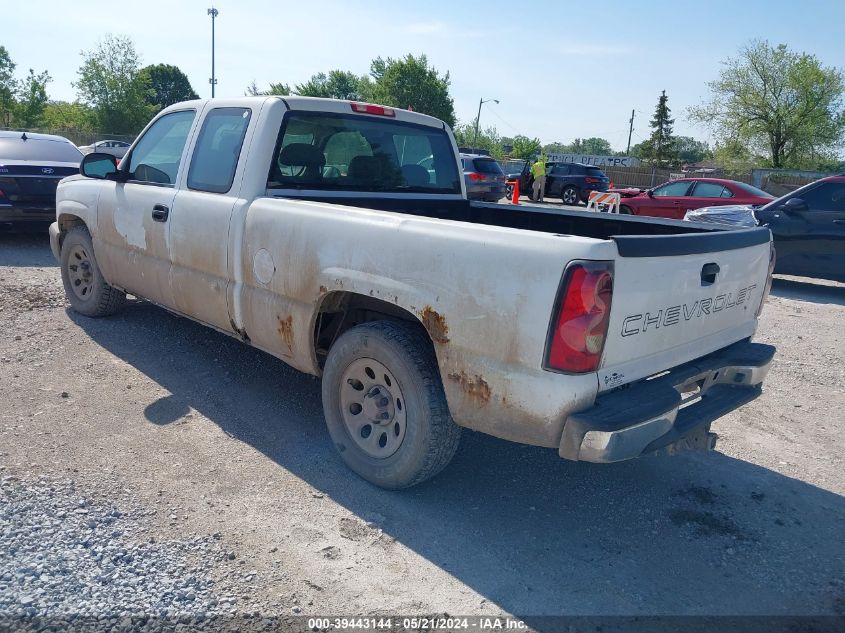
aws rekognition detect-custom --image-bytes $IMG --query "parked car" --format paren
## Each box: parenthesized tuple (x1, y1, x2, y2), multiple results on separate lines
(461, 153, 506, 202)
(51, 96, 775, 488)
(513, 162, 610, 205)
(614, 178, 774, 219)
(0, 131, 82, 225)
(755, 176, 845, 282)
(78, 139, 132, 158)
(683, 176, 845, 282)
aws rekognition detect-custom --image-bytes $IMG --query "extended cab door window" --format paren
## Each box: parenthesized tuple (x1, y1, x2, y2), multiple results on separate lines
(187, 107, 252, 193)
(126, 110, 196, 185)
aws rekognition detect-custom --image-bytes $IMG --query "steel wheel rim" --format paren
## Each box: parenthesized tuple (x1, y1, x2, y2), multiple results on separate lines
(564, 188, 577, 204)
(67, 245, 95, 301)
(339, 357, 408, 459)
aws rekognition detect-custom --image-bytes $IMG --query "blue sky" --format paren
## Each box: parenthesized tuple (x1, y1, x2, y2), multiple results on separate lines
(6, 0, 845, 150)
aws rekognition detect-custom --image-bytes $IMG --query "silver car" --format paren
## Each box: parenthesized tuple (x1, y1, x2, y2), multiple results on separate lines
(77, 139, 132, 159)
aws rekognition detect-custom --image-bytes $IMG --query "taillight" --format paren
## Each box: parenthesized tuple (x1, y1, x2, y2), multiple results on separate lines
(350, 102, 396, 117)
(545, 261, 614, 373)
(585, 177, 599, 184)
(468, 172, 485, 181)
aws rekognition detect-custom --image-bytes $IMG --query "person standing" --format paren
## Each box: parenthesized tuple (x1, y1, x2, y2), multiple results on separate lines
(530, 156, 546, 202)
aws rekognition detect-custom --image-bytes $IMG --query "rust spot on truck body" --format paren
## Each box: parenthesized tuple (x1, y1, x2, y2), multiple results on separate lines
(420, 305, 449, 343)
(277, 315, 294, 354)
(448, 371, 491, 406)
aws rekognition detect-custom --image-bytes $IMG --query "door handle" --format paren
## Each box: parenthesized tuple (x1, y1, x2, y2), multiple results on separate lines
(151, 204, 169, 222)
(701, 262, 720, 286)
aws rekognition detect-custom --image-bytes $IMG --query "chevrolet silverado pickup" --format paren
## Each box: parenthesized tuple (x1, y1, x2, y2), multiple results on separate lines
(49, 97, 776, 489)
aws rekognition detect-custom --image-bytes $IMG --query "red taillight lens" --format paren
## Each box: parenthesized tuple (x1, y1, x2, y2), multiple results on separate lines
(545, 262, 614, 373)
(468, 172, 485, 181)
(350, 102, 396, 117)
(585, 177, 599, 184)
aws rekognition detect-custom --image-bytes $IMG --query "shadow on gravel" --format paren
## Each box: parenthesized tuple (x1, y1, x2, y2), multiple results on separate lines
(0, 228, 56, 268)
(770, 277, 845, 307)
(70, 301, 845, 620)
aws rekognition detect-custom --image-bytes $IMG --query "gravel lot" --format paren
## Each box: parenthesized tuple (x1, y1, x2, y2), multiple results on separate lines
(1, 229, 843, 625)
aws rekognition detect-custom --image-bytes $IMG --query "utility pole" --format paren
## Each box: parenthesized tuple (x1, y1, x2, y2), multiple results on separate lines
(626, 109, 635, 155)
(473, 97, 499, 148)
(208, 7, 219, 97)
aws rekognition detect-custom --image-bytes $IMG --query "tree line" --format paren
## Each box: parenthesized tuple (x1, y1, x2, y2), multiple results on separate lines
(0, 35, 198, 135)
(1, 36, 842, 171)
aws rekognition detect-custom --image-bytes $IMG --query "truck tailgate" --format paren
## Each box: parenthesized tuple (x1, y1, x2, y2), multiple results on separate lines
(598, 228, 773, 391)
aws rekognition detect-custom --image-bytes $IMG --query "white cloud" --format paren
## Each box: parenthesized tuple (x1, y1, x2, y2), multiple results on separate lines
(405, 21, 448, 35)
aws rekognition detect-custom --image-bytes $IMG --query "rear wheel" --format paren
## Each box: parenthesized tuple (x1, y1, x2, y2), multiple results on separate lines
(562, 185, 580, 206)
(60, 226, 126, 317)
(321, 320, 461, 489)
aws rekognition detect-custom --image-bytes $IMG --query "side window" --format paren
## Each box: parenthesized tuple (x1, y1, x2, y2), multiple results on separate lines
(653, 181, 692, 197)
(691, 181, 728, 197)
(127, 110, 195, 185)
(554, 164, 570, 175)
(720, 187, 734, 198)
(798, 183, 845, 212)
(187, 107, 251, 193)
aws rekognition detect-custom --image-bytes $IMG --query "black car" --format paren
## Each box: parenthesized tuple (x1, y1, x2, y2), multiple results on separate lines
(0, 131, 82, 225)
(755, 175, 845, 282)
(515, 161, 610, 205)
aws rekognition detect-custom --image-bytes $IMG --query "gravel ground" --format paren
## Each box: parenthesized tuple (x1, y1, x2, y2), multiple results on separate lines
(0, 230, 844, 626)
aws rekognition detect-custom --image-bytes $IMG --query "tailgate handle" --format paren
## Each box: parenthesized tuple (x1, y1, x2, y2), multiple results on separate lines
(701, 262, 720, 286)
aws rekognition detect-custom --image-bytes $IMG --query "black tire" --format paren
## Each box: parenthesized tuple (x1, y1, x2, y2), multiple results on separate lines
(619, 205, 634, 215)
(60, 226, 126, 317)
(561, 185, 580, 206)
(321, 320, 461, 489)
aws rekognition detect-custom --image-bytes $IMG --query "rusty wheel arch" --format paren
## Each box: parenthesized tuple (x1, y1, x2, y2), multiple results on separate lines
(313, 291, 434, 369)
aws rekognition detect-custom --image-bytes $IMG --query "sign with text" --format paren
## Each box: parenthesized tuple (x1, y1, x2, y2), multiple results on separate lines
(546, 154, 640, 167)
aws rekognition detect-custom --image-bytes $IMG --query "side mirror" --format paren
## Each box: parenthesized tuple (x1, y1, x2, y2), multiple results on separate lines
(646, 189, 654, 198)
(782, 197, 808, 214)
(80, 152, 118, 179)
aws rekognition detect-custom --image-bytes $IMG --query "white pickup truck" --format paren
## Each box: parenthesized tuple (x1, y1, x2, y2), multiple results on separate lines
(49, 97, 776, 488)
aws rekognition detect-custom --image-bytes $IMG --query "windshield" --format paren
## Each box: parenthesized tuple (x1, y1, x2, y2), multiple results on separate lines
(267, 112, 461, 194)
(0, 138, 83, 163)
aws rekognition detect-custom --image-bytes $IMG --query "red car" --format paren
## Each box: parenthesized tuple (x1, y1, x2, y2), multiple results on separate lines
(613, 178, 774, 219)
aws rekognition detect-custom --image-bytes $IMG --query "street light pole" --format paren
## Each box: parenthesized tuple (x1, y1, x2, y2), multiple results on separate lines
(208, 7, 219, 98)
(473, 97, 499, 148)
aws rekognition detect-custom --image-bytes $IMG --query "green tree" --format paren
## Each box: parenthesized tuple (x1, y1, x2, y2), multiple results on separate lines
(689, 40, 845, 168)
(674, 136, 713, 164)
(13, 69, 51, 128)
(140, 64, 198, 111)
(640, 90, 676, 164)
(0, 46, 16, 126)
(245, 80, 290, 96)
(75, 34, 155, 134)
(367, 54, 455, 127)
(511, 135, 541, 159)
(40, 101, 96, 131)
(543, 141, 567, 154)
(294, 70, 364, 100)
(452, 123, 503, 158)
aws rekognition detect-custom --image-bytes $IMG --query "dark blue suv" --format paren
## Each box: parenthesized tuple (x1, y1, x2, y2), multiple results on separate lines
(518, 161, 610, 205)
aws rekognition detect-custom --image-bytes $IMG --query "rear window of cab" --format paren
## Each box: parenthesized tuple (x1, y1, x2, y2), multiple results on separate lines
(267, 112, 461, 194)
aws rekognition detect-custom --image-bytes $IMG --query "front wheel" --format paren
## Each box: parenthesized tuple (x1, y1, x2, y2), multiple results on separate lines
(619, 205, 634, 215)
(60, 226, 126, 317)
(321, 321, 461, 489)
(562, 185, 580, 206)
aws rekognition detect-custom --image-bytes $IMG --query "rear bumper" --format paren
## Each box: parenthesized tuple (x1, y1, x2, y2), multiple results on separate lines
(0, 205, 55, 223)
(559, 341, 775, 463)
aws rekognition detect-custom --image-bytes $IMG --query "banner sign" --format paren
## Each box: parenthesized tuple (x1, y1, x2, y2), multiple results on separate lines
(546, 154, 640, 168)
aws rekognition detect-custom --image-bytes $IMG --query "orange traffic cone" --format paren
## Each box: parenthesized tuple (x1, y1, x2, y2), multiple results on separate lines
(511, 180, 520, 205)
